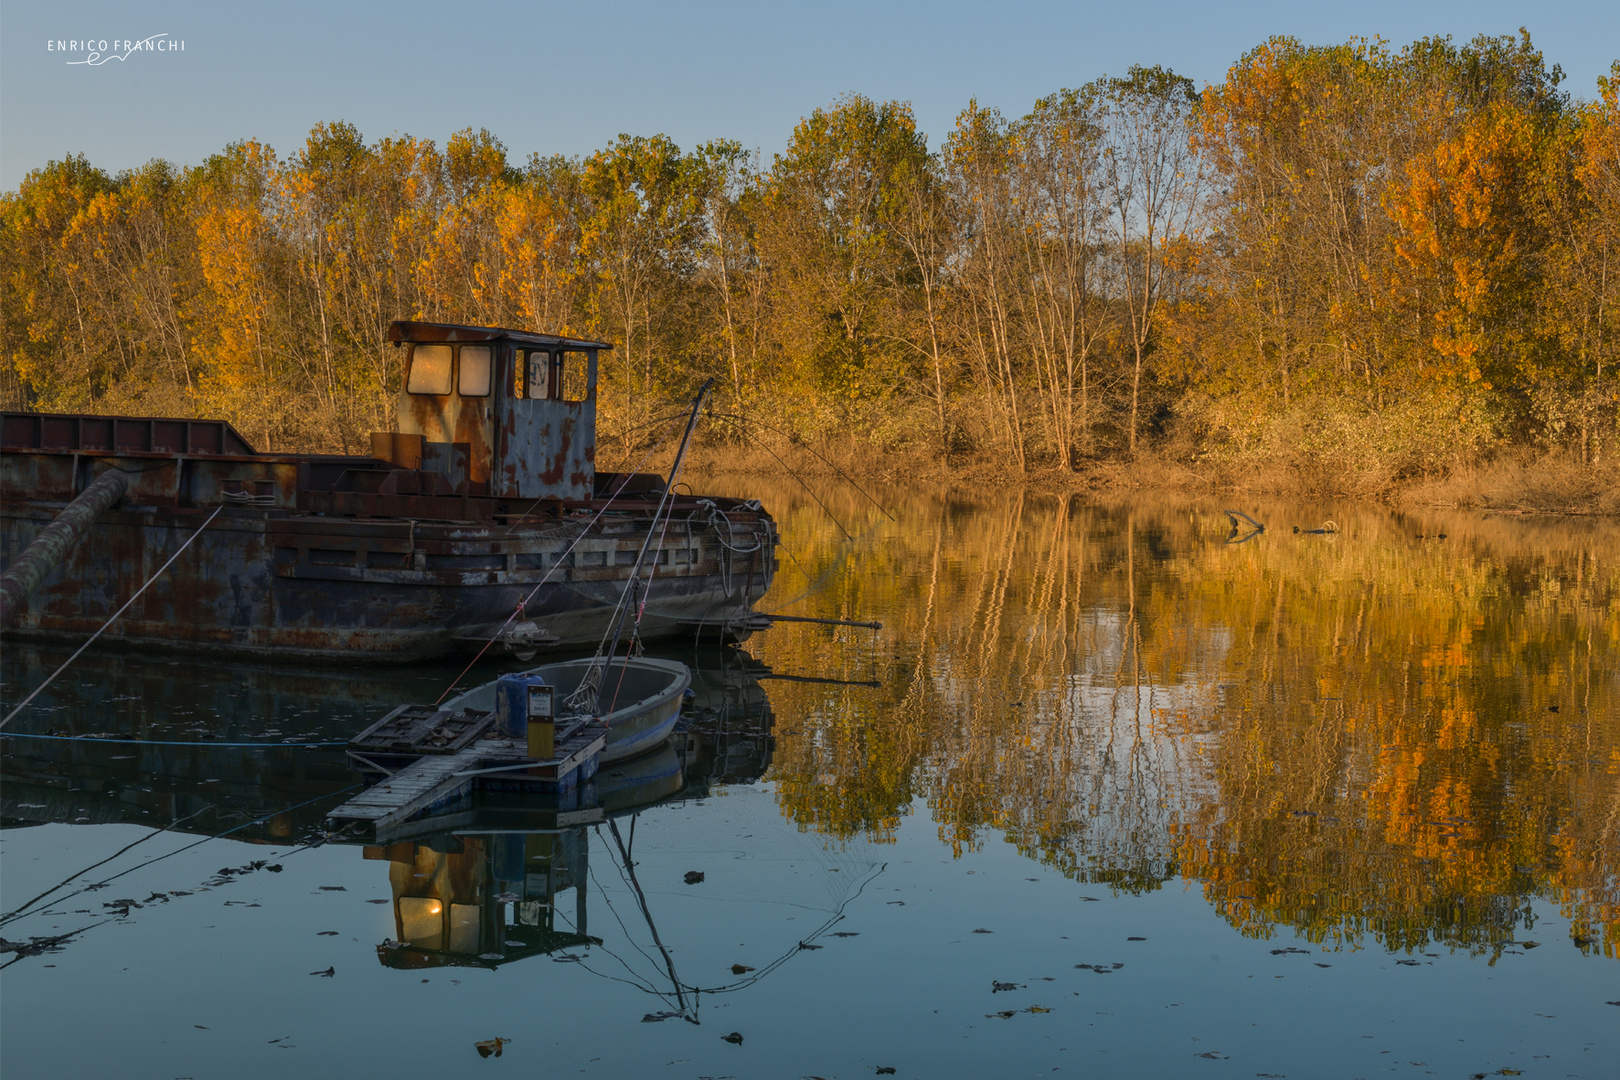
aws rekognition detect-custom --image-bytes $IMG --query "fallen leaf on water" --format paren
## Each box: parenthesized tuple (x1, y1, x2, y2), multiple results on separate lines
(1127, 936, 1147, 941)
(1314, 963, 1332, 968)
(474, 1037, 507, 1058)
(972, 928, 993, 934)
(1025, 1005, 1051, 1014)
(876, 1068, 897, 1075)
(1194, 1051, 1229, 1059)
(684, 871, 705, 884)
(721, 1031, 744, 1044)
(1519, 941, 1539, 949)
(831, 932, 859, 938)
(799, 942, 822, 951)
(316, 931, 339, 936)
(986, 1010, 1017, 1019)
(731, 964, 755, 975)
(318, 886, 346, 892)
(992, 981, 1020, 992)
(309, 967, 335, 977)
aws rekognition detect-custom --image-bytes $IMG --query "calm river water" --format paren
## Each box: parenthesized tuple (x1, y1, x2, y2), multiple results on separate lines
(2, 484, 1616, 1079)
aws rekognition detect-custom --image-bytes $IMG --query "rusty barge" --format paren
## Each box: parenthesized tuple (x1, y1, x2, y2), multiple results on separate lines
(0, 321, 778, 661)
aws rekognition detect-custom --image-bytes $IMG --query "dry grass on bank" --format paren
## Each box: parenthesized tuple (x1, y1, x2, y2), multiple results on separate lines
(669, 430, 1619, 518)
(1399, 454, 1620, 516)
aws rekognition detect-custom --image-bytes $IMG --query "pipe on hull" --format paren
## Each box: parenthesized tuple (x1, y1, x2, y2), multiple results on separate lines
(0, 468, 128, 626)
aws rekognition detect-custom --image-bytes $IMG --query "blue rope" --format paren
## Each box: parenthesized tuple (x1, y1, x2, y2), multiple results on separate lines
(0, 732, 348, 748)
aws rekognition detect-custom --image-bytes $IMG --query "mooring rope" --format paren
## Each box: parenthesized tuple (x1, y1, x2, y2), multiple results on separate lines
(0, 732, 348, 747)
(1, 504, 227, 731)
(0, 784, 359, 927)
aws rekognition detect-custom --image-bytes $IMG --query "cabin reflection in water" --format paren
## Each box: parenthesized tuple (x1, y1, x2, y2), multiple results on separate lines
(362, 648, 777, 970)
(367, 824, 596, 969)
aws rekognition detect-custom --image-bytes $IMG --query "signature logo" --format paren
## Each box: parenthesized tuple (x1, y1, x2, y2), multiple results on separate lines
(51, 34, 184, 66)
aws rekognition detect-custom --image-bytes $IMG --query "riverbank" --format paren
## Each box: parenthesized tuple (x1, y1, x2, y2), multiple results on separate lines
(678, 436, 1620, 517)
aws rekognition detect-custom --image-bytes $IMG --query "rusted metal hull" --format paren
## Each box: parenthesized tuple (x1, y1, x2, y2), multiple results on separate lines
(1, 413, 778, 662)
(0, 501, 775, 660)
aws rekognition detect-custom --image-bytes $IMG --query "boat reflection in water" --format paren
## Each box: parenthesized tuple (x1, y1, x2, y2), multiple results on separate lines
(358, 641, 783, 973)
(366, 742, 691, 970)
(0, 642, 775, 849)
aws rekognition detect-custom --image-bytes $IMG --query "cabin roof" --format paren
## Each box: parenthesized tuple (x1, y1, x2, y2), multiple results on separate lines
(387, 320, 613, 351)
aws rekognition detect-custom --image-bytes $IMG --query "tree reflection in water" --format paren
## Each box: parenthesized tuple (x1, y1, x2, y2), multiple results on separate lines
(735, 480, 1619, 958)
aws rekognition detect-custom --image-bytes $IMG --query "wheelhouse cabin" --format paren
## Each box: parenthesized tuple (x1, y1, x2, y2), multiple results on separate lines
(376, 321, 610, 502)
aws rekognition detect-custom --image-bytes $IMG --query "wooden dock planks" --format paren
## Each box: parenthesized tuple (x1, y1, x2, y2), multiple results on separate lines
(330, 725, 608, 834)
(328, 748, 480, 829)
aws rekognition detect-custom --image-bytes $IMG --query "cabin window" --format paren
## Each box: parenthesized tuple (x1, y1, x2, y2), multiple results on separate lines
(527, 350, 555, 400)
(447, 904, 481, 953)
(397, 896, 444, 948)
(560, 350, 593, 402)
(459, 345, 492, 396)
(406, 344, 453, 395)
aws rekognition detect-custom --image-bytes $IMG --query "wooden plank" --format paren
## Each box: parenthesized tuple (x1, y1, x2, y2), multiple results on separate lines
(328, 751, 475, 826)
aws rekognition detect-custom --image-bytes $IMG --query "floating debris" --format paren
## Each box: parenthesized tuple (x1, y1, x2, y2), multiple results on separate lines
(992, 981, 1020, 993)
(721, 1031, 744, 1045)
(731, 964, 756, 975)
(684, 871, 706, 885)
(308, 967, 335, 977)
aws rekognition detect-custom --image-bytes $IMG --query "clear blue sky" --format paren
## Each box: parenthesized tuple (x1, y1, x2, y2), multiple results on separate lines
(2, 0, 1616, 190)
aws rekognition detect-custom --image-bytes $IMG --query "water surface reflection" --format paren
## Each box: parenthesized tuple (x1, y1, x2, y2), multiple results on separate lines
(740, 488, 1620, 958)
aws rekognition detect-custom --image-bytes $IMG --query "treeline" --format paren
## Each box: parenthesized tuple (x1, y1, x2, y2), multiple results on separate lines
(3, 32, 1616, 475)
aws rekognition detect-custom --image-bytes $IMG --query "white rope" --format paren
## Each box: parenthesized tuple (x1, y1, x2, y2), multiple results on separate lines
(1, 504, 226, 730)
